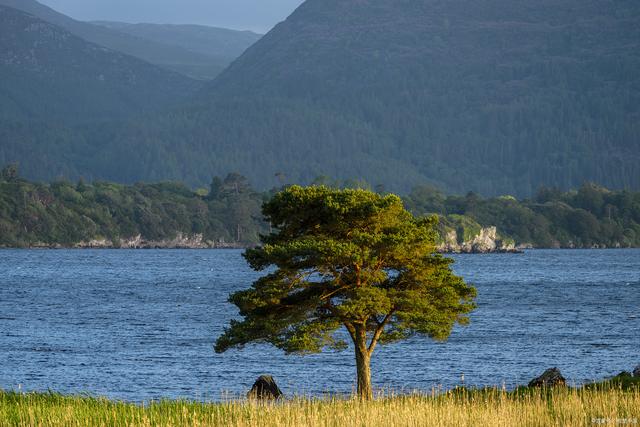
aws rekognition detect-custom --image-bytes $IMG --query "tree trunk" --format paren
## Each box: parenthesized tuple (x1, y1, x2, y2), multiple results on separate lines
(354, 326, 372, 400)
(355, 347, 372, 400)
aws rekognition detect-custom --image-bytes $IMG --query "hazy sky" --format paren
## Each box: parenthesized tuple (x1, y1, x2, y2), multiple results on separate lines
(38, 0, 305, 33)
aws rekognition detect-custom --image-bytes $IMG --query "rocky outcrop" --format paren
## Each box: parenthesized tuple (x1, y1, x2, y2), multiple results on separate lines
(528, 368, 566, 387)
(247, 375, 283, 400)
(633, 365, 640, 378)
(25, 226, 526, 252)
(29, 233, 245, 249)
(438, 226, 524, 253)
(75, 233, 214, 249)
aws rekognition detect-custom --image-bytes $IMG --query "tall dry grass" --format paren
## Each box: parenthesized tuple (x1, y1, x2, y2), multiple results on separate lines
(1, 385, 638, 426)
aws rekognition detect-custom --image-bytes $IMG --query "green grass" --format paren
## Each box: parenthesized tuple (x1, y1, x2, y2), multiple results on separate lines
(1, 380, 639, 426)
(584, 372, 640, 391)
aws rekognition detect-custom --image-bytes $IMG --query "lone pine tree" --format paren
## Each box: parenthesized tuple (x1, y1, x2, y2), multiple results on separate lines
(215, 186, 476, 399)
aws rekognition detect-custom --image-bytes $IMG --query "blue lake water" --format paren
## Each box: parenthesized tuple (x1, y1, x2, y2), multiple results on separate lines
(0, 249, 638, 402)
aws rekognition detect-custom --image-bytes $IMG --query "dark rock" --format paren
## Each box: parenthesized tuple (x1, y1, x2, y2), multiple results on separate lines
(633, 365, 640, 378)
(528, 368, 566, 387)
(247, 375, 283, 400)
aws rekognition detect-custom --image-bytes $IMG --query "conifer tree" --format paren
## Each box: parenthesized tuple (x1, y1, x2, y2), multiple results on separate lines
(215, 186, 476, 399)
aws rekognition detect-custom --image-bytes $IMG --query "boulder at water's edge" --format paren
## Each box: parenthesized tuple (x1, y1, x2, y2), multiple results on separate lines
(247, 375, 283, 400)
(528, 368, 566, 387)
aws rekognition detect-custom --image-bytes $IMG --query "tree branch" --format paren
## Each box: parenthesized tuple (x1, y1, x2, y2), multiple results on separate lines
(367, 310, 394, 355)
(372, 258, 385, 277)
(344, 321, 357, 344)
(321, 285, 349, 301)
(327, 266, 345, 285)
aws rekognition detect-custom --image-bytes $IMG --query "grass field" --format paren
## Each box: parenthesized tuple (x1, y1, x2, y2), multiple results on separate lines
(1, 378, 639, 426)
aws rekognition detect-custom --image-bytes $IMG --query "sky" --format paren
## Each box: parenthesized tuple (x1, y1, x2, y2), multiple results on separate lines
(38, 0, 305, 33)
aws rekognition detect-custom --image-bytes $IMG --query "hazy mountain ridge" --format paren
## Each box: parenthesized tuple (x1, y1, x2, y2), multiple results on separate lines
(0, 5, 203, 180)
(0, 0, 258, 79)
(0, 5, 200, 122)
(91, 21, 261, 60)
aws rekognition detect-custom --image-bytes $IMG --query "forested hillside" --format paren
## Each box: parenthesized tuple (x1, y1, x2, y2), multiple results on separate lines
(1, 0, 639, 195)
(1, 165, 638, 249)
(0, 5, 200, 122)
(0, 0, 258, 79)
(0, 5, 205, 180)
(193, 0, 640, 195)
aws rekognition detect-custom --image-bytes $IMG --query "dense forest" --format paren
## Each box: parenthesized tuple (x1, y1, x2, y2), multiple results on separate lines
(1, 0, 639, 196)
(0, 165, 267, 247)
(1, 165, 639, 249)
(191, 0, 640, 196)
(0, 5, 201, 123)
(404, 183, 640, 249)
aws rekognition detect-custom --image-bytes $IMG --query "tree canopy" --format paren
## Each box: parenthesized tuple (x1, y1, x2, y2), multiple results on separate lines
(215, 186, 476, 399)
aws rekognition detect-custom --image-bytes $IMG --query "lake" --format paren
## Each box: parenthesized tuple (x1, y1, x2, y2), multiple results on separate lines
(0, 249, 638, 402)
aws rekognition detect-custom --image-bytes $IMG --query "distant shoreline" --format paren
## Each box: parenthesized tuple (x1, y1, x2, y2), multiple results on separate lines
(1, 245, 636, 252)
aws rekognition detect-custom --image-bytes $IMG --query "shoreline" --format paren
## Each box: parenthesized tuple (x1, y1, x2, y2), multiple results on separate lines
(4, 370, 638, 403)
(1, 246, 638, 252)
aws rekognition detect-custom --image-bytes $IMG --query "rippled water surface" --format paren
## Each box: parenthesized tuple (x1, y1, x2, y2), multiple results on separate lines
(0, 249, 638, 401)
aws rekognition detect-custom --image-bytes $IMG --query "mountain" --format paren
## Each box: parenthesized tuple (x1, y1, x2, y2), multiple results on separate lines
(92, 21, 261, 78)
(200, 0, 640, 195)
(4, 0, 640, 196)
(0, 0, 256, 79)
(0, 5, 200, 122)
(82, 0, 638, 195)
(0, 5, 204, 179)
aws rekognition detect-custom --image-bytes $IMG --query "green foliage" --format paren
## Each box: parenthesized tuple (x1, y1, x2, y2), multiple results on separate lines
(0, 163, 18, 182)
(0, 172, 266, 247)
(215, 186, 476, 398)
(2, 171, 640, 249)
(405, 183, 640, 248)
(583, 372, 640, 391)
(442, 215, 483, 245)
